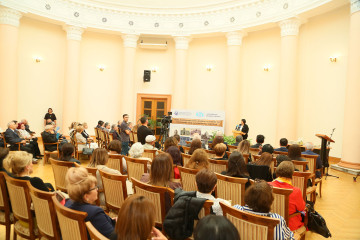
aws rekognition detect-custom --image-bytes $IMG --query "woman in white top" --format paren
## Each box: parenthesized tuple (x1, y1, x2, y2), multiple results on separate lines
(18, 123, 41, 158)
(108, 140, 127, 173)
(75, 126, 98, 151)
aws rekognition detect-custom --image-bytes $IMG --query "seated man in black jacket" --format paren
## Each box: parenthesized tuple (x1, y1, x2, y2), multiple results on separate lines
(42, 125, 64, 152)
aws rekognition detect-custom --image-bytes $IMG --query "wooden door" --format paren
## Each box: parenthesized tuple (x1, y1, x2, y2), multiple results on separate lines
(141, 99, 167, 136)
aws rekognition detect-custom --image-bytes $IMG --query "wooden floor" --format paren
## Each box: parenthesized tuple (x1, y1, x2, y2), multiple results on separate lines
(1, 158, 360, 240)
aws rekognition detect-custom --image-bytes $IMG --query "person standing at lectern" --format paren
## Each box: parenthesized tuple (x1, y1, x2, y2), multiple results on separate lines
(235, 119, 249, 140)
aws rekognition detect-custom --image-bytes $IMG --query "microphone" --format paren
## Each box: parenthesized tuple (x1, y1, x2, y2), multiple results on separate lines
(235, 124, 239, 131)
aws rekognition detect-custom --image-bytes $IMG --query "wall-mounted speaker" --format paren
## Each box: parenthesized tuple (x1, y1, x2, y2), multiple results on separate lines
(143, 70, 151, 82)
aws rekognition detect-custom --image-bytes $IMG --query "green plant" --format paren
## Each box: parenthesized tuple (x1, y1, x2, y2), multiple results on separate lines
(209, 131, 236, 145)
(138, 114, 156, 129)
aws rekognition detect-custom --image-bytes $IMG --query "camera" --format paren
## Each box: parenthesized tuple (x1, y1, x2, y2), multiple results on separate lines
(161, 112, 172, 125)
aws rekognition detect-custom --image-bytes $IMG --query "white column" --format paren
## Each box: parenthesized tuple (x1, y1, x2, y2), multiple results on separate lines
(0, 7, 21, 128)
(338, 0, 360, 169)
(62, 25, 84, 132)
(173, 36, 191, 109)
(225, 31, 245, 135)
(121, 34, 138, 121)
(276, 18, 301, 141)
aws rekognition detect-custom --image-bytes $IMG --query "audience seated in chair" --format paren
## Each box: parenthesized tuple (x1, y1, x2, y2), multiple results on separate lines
(129, 143, 152, 167)
(247, 152, 274, 182)
(195, 169, 230, 216)
(260, 144, 274, 155)
(193, 215, 240, 240)
(110, 124, 121, 141)
(221, 151, 251, 189)
(210, 135, 229, 156)
(173, 134, 185, 153)
(164, 136, 178, 152)
(269, 161, 306, 232)
(42, 124, 64, 152)
(65, 167, 116, 238)
(185, 149, 209, 170)
(76, 125, 97, 151)
(232, 135, 243, 147)
(59, 143, 81, 164)
(18, 123, 41, 157)
(88, 148, 123, 206)
(275, 138, 289, 152)
(82, 122, 94, 143)
(289, 144, 308, 171)
(104, 122, 111, 133)
(20, 119, 35, 135)
(188, 139, 202, 155)
(276, 155, 292, 167)
(108, 140, 127, 173)
(109, 194, 168, 240)
(237, 139, 252, 163)
(96, 120, 105, 130)
(143, 135, 159, 151)
(251, 134, 265, 148)
(302, 142, 323, 178)
(166, 146, 183, 178)
(9, 151, 54, 192)
(212, 143, 228, 160)
(233, 180, 295, 240)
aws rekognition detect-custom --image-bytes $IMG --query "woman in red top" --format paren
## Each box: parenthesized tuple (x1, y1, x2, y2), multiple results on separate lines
(268, 161, 306, 231)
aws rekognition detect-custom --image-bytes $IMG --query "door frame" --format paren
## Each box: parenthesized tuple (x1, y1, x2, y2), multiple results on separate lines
(136, 93, 172, 125)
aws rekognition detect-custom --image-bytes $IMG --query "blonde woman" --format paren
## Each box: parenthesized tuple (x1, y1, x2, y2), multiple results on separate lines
(75, 125, 98, 151)
(185, 149, 209, 170)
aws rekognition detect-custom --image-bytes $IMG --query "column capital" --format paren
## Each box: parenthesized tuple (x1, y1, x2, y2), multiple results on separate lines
(351, 0, 360, 14)
(0, 6, 22, 27)
(279, 18, 301, 37)
(226, 31, 247, 46)
(64, 25, 84, 41)
(173, 36, 191, 50)
(122, 34, 139, 48)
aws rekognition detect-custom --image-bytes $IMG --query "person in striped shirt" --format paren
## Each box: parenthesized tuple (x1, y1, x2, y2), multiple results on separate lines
(233, 180, 295, 240)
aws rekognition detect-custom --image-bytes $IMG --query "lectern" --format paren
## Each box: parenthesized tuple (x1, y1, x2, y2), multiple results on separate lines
(316, 134, 335, 168)
(232, 130, 245, 138)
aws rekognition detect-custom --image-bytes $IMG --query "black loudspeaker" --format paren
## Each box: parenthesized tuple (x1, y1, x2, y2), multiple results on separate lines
(143, 70, 151, 82)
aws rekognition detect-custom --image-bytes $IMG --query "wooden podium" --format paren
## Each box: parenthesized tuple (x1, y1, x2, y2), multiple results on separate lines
(232, 130, 245, 138)
(316, 134, 335, 168)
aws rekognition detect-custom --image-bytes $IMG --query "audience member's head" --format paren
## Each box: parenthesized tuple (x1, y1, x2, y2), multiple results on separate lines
(97, 120, 104, 127)
(276, 161, 295, 179)
(173, 134, 181, 143)
(237, 140, 250, 154)
(304, 142, 314, 151)
(149, 153, 173, 187)
(111, 124, 118, 132)
(164, 137, 178, 151)
(145, 135, 156, 146)
(276, 154, 291, 166)
(115, 195, 156, 240)
(227, 151, 248, 177)
(0, 147, 10, 170)
(104, 122, 110, 129)
(212, 136, 224, 149)
(69, 122, 77, 130)
(166, 146, 182, 166)
(235, 135, 243, 143)
(288, 144, 302, 160)
(89, 148, 109, 167)
(194, 215, 240, 240)
(188, 139, 202, 155)
(8, 151, 33, 176)
(83, 122, 88, 129)
(196, 168, 217, 194)
(245, 180, 274, 213)
(280, 138, 288, 147)
(140, 116, 148, 125)
(129, 142, 144, 158)
(261, 144, 274, 154)
(214, 143, 227, 157)
(60, 143, 75, 161)
(186, 149, 209, 170)
(254, 152, 273, 167)
(44, 124, 53, 132)
(76, 125, 84, 133)
(7, 121, 16, 130)
(108, 140, 122, 154)
(192, 133, 201, 141)
(256, 134, 265, 144)
(66, 167, 97, 204)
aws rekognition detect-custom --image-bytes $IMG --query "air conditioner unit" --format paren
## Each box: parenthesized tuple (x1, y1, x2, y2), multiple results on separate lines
(138, 39, 168, 50)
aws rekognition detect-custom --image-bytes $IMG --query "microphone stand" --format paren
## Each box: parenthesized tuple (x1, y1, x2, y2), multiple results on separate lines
(325, 128, 339, 179)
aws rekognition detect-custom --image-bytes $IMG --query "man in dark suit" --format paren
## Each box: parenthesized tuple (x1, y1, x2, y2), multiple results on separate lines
(236, 119, 249, 140)
(42, 125, 59, 152)
(251, 134, 265, 148)
(137, 116, 153, 145)
(274, 138, 288, 152)
(4, 121, 38, 162)
(302, 142, 323, 178)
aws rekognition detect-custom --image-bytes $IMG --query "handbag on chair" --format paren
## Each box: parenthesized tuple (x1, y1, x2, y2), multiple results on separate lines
(306, 201, 332, 238)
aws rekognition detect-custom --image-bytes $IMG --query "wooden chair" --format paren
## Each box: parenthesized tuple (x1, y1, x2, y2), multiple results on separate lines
(228, 145, 238, 152)
(253, 155, 277, 174)
(181, 153, 192, 167)
(249, 148, 260, 156)
(157, 150, 165, 155)
(205, 149, 217, 158)
(86, 222, 109, 240)
(99, 170, 128, 214)
(302, 154, 323, 197)
(182, 146, 190, 153)
(132, 178, 174, 228)
(273, 151, 288, 157)
(292, 160, 308, 172)
(4, 174, 39, 240)
(124, 156, 148, 181)
(178, 166, 199, 191)
(28, 184, 61, 240)
(143, 149, 157, 160)
(243, 153, 250, 164)
(107, 154, 125, 174)
(85, 167, 102, 206)
(74, 133, 90, 160)
(271, 187, 293, 225)
(220, 202, 280, 240)
(94, 127, 101, 146)
(2, 134, 22, 150)
(50, 158, 76, 192)
(52, 195, 88, 240)
(215, 173, 250, 206)
(0, 172, 14, 240)
(99, 130, 106, 149)
(292, 171, 316, 202)
(41, 133, 60, 165)
(208, 159, 228, 173)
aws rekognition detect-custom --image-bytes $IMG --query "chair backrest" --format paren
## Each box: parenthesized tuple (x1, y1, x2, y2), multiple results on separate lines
(301, 154, 318, 175)
(107, 154, 125, 174)
(182, 146, 190, 153)
(0, 172, 11, 224)
(29, 184, 61, 240)
(228, 145, 237, 152)
(292, 171, 312, 201)
(52, 195, 88, 240)
(252, 155, 276, 174)
(85, 167, 101, 206)
(205, 149, 217, 158)
(178, 166, 199, 191)
(271, 187, 293, 226)
(157, 150, 165, 155)
(85, 222, 109, 240)
(94, 128, 99, 139)
(143, 149, 157, 160)
(99, 170, 128, 213)
(273, 151, 288, 157)
(181, 153, 192, 167)
(124, 156, 148, 181)
(220, 202, 280, 240)
(131, 178, 174, 226)
(198, 200, 214, 219)
(99, 130, 106, 148)
(208, 159, 228, 173)
(292, 160, 308, 172)
(215, 173, 249, 206)
(4, 174, 37, 238)
(242, 153, 250, 164)
(246, 164, 273, 182)
(50, 158, 75, 192)
(249, 148, 260, 156)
